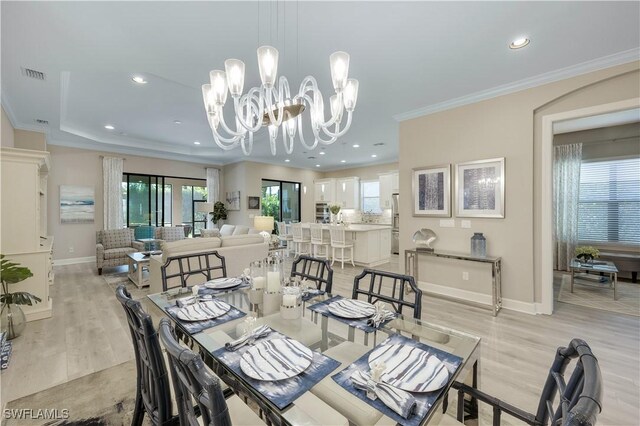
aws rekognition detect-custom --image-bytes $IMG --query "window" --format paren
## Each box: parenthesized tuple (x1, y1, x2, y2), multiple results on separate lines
(261, 180, 301, 225)
(361, 180, 381, 213)
(578, 157, 640, 244)
(122, 174, 170, 227)
(182, 185, 208, 236)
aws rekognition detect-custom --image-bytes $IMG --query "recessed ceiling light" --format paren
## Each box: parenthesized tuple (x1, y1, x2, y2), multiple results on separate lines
(132, 76, 147, 84)
(315, 164, 320, 167)
(285, 159, 290, 162)
(371, 154, 377, 158)
(509, 37, 530, 49)
(173, 120, 182, 125)
(104, 125, 115, 130)
(194, 141, 201, 145)
(341, 160, 346, 163)
(353, 144, 360, 148)
(319, 151, 326, 155)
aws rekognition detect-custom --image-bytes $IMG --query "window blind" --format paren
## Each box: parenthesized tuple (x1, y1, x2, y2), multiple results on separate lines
(578, 157, 640, 244)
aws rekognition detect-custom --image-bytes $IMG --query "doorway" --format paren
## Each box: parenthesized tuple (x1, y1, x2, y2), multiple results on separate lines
(261, 179, 301, 223)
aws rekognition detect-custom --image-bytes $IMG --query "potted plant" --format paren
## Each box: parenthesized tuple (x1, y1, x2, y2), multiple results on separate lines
(210, 201, 228, 227)
(575, 246, 600, 264)
(0, 255, 41, 340)
(329, 203, 342, 225)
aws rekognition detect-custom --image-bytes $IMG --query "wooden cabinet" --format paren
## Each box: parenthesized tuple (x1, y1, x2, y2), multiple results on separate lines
(1, 148, 53, 321)
(379, 171, 399, 209)
(314, 179, 336, 203)
(336, 177, 360, 209)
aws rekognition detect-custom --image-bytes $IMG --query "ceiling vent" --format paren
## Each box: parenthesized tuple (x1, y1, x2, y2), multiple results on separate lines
(34, 119, 49, 125)
(307, 156, 316, 159)
(21, 67, 46, 81)
(373, 142, 385, 146)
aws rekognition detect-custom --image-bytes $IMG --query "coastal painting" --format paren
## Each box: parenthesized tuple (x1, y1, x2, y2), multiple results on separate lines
(60, 185, 95, 224)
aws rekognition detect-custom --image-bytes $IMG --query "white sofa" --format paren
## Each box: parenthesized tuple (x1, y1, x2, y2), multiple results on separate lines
(148, 234, 268, 293)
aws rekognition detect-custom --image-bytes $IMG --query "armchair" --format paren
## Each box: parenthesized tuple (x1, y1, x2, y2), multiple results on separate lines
(96, 228, 144, 275)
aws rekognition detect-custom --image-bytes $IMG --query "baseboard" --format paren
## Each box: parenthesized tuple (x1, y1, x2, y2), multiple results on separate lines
(53, 256, 96, 266)
(418, 281, 539, 315)
(24, 298, 53, 322)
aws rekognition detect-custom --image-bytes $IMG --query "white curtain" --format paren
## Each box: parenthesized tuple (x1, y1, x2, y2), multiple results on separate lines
(553, 143, 582, 271)
(103, 156, 124, 230)
(206, 168, 220, 229)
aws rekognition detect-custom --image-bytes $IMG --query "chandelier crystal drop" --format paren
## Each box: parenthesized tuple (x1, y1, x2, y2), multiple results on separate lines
(202, 46, 359, 156)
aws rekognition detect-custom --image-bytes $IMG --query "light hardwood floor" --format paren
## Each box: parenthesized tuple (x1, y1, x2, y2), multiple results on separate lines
(1, 257, 638, 425)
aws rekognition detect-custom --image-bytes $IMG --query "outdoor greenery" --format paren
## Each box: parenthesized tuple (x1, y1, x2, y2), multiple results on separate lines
(261, 192, 279, 220)
(211, 201, 228, 225)
(575, 246, 600, 261)
(0, 255, 41, 306)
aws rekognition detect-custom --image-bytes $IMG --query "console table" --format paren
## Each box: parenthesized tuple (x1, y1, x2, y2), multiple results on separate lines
(405, 249, 502, 316)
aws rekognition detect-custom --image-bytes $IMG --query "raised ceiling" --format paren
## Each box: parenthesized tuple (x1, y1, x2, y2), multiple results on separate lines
(2, 1, 639, 169)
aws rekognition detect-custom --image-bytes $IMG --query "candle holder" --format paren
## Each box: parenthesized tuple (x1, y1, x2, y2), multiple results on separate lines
(249, 260, 266, 305)
(280, 285, 302, 320)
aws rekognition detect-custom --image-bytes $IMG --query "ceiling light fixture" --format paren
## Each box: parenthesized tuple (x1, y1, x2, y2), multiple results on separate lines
(509, 37, 530, 49)
(173, 120, 182, 125)
(285, 159, 290, 162)
(319, 151, 325, 155)
(316, 164, 321, 167)
(104, 125, 115, 130)
(202, 47, 359, 156)
(132, 76, 147, 84)
(341, 160, 346, 163)
(353, 144, 360, 148)
(371, 154, 377, 158)
(194, 141, 201, 145)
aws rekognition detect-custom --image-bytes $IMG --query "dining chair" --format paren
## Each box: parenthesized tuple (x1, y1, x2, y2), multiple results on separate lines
(452, 338, 602, 426)
(161, 251, 227, 291)
(309, 223, 331, 259)
(290, 255, 334, 293)
(115, 285, 176, 426)
(291, 223, 311, 257)
(352, 269, 422, 319)
(329, 225, 355, 269)
(158, 318, 265, 426)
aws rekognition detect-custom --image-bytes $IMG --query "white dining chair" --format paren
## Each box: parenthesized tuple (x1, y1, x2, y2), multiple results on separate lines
(310, 223, 331, 259)
(292, 222, 311, 257)
(277, 221, 293, 257)
(329, 225, 354, 269)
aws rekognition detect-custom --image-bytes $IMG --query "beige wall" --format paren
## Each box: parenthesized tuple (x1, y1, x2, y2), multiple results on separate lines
(323, 162, 399, 181)
(14, 129, 46, 151)
(1, 106, 15, 148)
(47, 144, 220, 261)
(222, 161, 322, 227)
(400, 61, 640, 307)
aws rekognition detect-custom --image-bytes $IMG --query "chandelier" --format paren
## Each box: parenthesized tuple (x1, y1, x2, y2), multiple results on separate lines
(201, 46, 359, 155)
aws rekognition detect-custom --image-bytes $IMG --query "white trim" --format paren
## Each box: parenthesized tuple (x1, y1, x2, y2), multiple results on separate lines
(1, 91, 19, 128)
(53, 256, 96, 266)
(539, 98, 640, 316)
(418, 281, 538, 315)
(394, 48, 640, 122)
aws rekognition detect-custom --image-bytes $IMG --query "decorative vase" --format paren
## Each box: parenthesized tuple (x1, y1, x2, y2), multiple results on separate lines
(1, 303, 26, 340)
(470, 233, 487, 258)
(577, 254, 593, 264)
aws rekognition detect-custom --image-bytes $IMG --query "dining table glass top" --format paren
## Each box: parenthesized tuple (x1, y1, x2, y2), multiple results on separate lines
(147, 286, 481, 426)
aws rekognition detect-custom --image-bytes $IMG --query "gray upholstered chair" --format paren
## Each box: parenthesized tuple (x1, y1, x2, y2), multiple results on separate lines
(155, 226, 186, 242)
(96, 228, 144, 275)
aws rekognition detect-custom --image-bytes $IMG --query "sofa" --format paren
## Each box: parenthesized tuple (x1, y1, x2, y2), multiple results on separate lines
(96, 228, 145, 274)
(148, 234, 268, 293)
(200, 224, 260, 238)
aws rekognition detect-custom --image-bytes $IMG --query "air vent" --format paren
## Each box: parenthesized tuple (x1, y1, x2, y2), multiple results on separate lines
(34, 119, 49, 125)
(307, 156, 316, 159)
(373, 142, 385, 146)
(21, 67, 46, 81)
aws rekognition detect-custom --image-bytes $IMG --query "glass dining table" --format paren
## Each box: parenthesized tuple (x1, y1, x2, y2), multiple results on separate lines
(148, 287, 481, 426)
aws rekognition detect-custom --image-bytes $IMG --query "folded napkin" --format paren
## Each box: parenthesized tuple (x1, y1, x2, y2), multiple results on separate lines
(225, 325, 272, 351)
(366, 310, 396, 328)
(176, 294, 213, 308)
(351, 370, 417, 419)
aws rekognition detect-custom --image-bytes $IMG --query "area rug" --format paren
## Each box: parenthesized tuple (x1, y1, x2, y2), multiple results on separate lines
(103, 271, 149, 301)
(4, 360, 144, 426)
(558, 274, 640, 317)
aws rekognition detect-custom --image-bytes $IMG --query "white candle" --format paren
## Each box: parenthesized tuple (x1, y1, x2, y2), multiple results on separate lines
(253, 276, 266, 290)
(282, 294, 297, 307)
(267, 271, 281, 293)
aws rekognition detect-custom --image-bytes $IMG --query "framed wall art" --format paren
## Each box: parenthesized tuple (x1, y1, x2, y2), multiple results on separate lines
(412, 164, 451, 217)
(60, 185, 95, 224)
(226, 190, 241, 211)
(455, 157, 505, 218)
(247, 196, 261, 210)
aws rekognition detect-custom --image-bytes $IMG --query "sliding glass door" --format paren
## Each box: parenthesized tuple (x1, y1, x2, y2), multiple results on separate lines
(261, 179, 301, 223)
(182, 185, 208, 236)
(123, 174, 170, 227)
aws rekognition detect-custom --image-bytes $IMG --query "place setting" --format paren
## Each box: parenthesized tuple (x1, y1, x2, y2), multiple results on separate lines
(198, 270, 252, 296)
(211, 317, 341, 410)
(164, 291, 246, 334)
(307, 296, 398, 333)
(332, 333, 463, 426)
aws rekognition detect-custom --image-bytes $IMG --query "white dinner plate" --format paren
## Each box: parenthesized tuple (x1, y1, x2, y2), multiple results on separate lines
(175, 299, 231, 322)
(204, 277, 243, 290)
(367, 344, 449, 393)
(328, 299, 376, 319)
(240, 338, 313, 381)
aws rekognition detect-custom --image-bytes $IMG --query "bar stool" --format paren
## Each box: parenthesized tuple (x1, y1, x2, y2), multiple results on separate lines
(310, 223, 331, 259)
(277, 221, 294, 257)
(292, 222, 312, 257)
(329, 225, 355, 269)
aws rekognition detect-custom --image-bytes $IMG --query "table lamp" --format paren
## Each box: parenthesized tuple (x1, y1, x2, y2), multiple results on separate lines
(254, 216, 275, 241)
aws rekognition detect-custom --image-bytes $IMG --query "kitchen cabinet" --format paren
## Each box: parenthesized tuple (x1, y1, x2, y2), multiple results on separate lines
(379, 171, 399, 209)
(351, 226, 392, 267)
(336, 177, 360, 209)
(314, 179, 336, 203)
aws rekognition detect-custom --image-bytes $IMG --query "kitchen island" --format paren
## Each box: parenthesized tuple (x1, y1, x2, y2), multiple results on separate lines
(301, 223, 392, 267)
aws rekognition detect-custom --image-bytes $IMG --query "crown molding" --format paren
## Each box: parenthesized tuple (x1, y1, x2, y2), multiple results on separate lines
(1, 91, 19, 128)
(394, 48, 640, 122)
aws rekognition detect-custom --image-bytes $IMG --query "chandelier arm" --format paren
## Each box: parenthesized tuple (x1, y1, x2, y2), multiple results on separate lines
(264, 86, 285, 127)
(233, 89, 263, 133)
(319, 111, 353, 139)
(241, 132, 253, 155)
(211, 125, 242, 146)
(295, 113, 319, 150)
(282, 129, 294, 155)
(217, 108, 248, 137)
(297, 76, 342, 129)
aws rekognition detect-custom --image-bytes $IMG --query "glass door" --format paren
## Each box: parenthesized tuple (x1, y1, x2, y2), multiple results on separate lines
(261, 179, 301, 225)
(123, 174, 167, 227)
(281, 182, 301, 223)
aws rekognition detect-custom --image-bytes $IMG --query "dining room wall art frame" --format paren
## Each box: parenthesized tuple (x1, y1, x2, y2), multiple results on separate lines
(226, 190, 241, 211)
(455, 157, 505, 218)
(412, 164, 451, 217)
(60, 185, 95, 224)
(247, 196, 261, 210)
